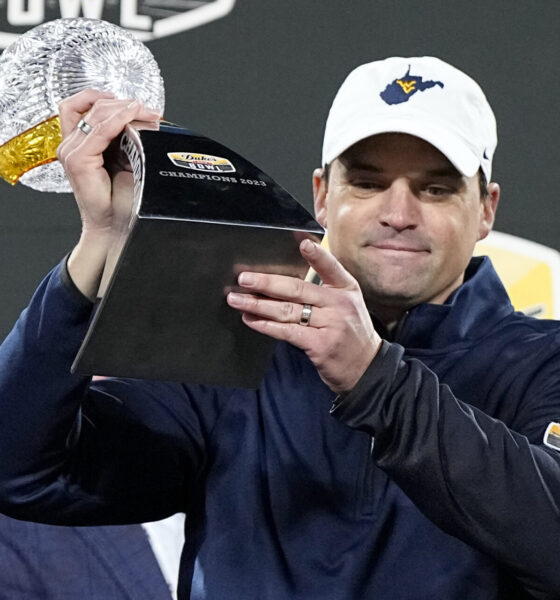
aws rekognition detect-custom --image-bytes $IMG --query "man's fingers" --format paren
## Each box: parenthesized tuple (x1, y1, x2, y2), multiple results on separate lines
(58, 99, 161, 166)
(84, 98, 162, 131)
(241, 313, 314, 346)
(58, 89, 115, 138)
(227, 292, 324, 327)
(234, 241, 357, 306)
(58, 90, 162, 139)
(236, 270, 327, 307)
(299, 239, 357, 290)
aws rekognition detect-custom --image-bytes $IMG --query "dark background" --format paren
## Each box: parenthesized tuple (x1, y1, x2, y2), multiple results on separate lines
(1, 0, 559, 339)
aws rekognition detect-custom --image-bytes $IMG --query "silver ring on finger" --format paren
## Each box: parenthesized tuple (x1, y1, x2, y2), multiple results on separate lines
(299, 303, 312, 327)
(77, 118, 93, 135)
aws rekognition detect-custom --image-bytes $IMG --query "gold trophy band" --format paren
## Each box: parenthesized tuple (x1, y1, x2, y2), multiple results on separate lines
(0, 116, 62, 185)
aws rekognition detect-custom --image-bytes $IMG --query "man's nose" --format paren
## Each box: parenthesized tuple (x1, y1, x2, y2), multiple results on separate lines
(378, 180, 419, 232)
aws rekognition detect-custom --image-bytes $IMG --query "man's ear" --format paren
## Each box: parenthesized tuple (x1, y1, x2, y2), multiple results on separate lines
(478, 182, 500, 241)
(313, 167, 328, 228)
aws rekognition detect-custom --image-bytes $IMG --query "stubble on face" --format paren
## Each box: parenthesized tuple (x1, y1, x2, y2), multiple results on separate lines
(316, 134, 489, 325)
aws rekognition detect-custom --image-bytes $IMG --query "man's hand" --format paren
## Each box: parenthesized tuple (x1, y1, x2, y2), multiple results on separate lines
(56, 89, 162, 299)
(227, 239, 382, 394)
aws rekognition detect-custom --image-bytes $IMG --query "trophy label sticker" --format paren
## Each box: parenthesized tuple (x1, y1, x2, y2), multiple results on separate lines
(0, 0, 236, 48)
(168, 152, 236, 173)
(544, 422, 560, 451)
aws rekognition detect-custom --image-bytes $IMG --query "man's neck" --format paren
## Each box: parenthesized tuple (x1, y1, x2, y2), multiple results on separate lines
(368, 308, 408, 341)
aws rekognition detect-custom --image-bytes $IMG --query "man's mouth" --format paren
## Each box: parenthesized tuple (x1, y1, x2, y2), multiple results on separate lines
(370, 242, 429, 253)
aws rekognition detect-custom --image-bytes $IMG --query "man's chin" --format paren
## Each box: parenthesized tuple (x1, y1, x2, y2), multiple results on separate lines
(363, 286, 421, 313)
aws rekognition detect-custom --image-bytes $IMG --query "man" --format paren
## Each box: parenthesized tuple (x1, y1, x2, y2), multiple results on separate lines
(0, 56, 559, 599)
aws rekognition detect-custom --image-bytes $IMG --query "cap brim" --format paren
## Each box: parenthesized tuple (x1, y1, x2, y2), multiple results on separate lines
(322, 116, 481, 178)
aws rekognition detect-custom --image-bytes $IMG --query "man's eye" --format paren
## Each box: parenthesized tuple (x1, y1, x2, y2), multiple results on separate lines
(351, 180, 382, 190)
(425, 185, 452, 196)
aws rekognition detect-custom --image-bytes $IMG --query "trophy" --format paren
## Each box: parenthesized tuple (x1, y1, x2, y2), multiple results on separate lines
(0, 18, 323, 387)
(0, 18, 164, 192)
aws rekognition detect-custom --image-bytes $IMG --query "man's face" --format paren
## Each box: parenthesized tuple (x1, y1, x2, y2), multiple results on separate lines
(313, 133, 499, 322)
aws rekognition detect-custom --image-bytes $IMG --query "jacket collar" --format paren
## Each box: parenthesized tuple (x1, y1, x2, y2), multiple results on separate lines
(380, 257, 514, 351)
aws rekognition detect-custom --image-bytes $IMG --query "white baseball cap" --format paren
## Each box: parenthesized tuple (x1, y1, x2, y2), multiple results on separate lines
(322, 56, 497, 181)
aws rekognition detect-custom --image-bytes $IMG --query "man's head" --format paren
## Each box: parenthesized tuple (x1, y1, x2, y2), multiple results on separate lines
(313, 56, 500, 324)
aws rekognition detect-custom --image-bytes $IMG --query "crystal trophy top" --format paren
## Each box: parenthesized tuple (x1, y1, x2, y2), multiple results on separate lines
(0, 18, 165, 193)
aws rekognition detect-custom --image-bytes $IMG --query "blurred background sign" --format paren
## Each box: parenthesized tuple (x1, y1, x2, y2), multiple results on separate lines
(475, 231, 560, 319)
(0, 0, 236, 46)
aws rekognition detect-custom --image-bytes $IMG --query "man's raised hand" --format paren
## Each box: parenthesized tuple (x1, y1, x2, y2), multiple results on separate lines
(227, 239, 382, 394)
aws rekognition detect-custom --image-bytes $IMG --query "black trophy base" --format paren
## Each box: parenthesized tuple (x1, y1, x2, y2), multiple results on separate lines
(73, 218, 317, 387)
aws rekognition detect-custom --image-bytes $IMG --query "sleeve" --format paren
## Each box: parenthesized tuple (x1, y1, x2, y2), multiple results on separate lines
(0, 260, 226, 526)
(330, 341, 560, 600)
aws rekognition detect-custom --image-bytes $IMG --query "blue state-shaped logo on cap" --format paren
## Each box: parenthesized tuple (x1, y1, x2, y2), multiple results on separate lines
(380, 67, 444, 105)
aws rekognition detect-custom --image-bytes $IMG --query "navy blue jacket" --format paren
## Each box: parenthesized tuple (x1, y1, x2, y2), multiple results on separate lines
(0, 257, 559, 599)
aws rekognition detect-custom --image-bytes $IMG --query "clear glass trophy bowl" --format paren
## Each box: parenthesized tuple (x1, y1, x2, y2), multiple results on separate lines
(0, 18, 165, 193)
